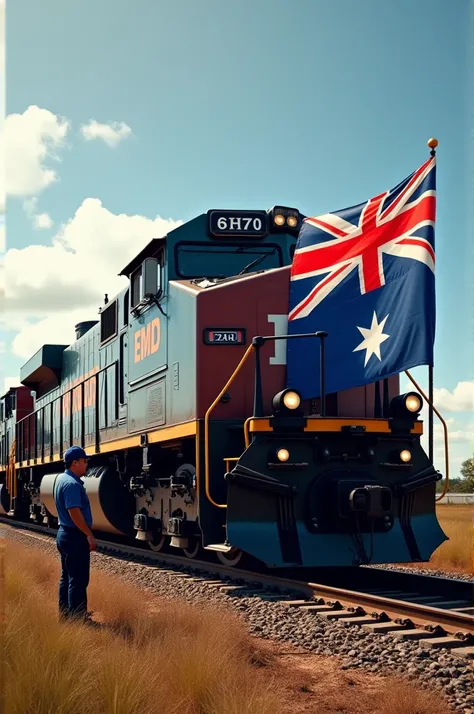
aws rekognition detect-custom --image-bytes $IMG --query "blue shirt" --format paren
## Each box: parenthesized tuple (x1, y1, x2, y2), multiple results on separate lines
(54, 469, 93, 529)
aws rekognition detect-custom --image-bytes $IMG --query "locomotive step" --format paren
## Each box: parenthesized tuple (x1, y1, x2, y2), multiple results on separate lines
(204, 543, 234, 553)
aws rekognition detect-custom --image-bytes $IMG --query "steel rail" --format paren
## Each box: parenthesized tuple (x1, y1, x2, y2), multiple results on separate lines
(1, 517, 473, 650)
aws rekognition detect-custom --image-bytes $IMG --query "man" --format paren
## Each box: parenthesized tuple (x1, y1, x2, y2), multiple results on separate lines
(54, 445, 97, 624)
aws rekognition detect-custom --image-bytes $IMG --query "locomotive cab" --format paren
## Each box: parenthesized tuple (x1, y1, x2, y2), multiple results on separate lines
(119, 205, 303, 298)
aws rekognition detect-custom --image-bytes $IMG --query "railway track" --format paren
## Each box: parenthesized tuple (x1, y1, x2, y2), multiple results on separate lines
(1, 517, 473, 659)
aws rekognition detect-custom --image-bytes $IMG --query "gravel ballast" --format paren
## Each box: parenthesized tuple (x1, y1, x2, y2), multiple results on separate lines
(365, 563, 474, 584)
(4, 526, 474, 714)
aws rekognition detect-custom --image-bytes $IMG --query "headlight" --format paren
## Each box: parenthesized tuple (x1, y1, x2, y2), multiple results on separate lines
(399, 449, 412, 463)
(276, 448, 290, 462)
(272, 388, 303, 414)
(389, 392, 423, 419)
(283, 391, 301, 410)
(405, 394, 422, 413)
(267, 206, 301, 234)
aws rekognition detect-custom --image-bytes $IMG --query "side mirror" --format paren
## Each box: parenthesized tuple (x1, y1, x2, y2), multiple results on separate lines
(142, 258, 160, 296)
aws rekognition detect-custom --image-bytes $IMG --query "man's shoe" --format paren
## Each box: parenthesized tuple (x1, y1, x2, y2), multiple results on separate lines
(82, 611, 101, 628)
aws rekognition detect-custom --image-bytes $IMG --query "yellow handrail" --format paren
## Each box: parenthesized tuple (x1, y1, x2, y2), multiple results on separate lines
(204, 344, 254, 508)
(405, 370, 449, 502)
(243, 416, 270, 448)
(6, 439, 16, 502)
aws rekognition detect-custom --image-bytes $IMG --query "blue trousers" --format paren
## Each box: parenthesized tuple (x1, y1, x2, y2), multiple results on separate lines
(56, 526, 90, 619)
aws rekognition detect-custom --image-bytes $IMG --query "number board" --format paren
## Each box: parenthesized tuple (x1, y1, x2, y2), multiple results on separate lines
(203, 328, 246, 345)
(207, 210, 269, 239)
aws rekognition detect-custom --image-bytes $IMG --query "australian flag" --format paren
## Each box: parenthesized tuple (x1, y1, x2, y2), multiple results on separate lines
(286, 156, 436, 399)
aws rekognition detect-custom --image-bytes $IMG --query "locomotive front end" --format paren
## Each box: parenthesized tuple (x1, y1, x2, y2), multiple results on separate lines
(225, 387, 447, 568)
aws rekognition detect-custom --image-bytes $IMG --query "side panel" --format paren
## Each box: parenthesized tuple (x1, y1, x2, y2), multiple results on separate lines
(167, 283, 197, 425)
(196, 269, 289, 420)
(196, 267, 399, 420)
(128, 306, 167, 386)
(126, 284, 197, 432)
(127, 303, 166, 434)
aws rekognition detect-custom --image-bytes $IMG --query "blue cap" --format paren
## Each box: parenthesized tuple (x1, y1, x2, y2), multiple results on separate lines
(64, 446, 91, 463)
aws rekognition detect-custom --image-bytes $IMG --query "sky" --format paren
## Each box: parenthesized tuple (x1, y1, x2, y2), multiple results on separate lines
(1, 0, 473, 478)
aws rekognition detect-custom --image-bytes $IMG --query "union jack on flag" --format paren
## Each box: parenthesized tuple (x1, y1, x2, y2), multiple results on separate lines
(286, 156, 436, 399)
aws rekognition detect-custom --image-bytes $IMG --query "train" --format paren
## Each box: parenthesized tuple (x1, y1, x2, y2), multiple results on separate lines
(0, 205, 447, 568)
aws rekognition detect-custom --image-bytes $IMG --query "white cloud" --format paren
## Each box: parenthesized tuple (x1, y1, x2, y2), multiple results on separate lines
(403, 379, 474, 413)
(0, 214, 4, 251)
(433, 381, 474, 412)
(11, 309, 95, 360)
(1, 105, 70, 200)
(80, 119, 132, 148)
(449, 429, 474, 442)
(0, 0, 5, 134)
(415, 403, 473, 477)
(3, 376, 20, 394)
(23, 197, 54, 230)
(4, 197, 182, 357)
(33, 212, 54, 229)
(0, 0, 5, 110)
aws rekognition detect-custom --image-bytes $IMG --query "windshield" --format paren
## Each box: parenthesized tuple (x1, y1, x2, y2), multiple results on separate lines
(175, 242, 284, 279)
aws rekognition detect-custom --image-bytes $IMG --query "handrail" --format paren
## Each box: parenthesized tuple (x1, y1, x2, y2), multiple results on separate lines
(243, 416, 269, 448)
(204, 344, 254, 508)
(6, 439, 16, 501)
(405, 369, 449, 502)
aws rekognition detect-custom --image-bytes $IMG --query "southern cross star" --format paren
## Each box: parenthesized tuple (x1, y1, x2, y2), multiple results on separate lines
(353, 311, 390, 367)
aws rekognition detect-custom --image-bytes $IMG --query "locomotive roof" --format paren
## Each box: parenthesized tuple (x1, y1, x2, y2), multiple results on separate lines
(173, 264, 290, 292)
(119, 236, 166, 278)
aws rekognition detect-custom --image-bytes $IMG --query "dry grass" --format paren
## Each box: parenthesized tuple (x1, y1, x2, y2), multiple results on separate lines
(380, 684, 452, 714)
(0, 535, 455, 714)
(1, 539, 283, 714)
(428, 504, 473, 574)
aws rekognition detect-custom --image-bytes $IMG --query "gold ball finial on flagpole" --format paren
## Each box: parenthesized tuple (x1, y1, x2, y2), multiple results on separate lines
(427, 138, 438, 156)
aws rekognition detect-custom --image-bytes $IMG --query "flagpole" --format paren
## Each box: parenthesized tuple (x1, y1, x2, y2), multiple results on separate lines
(427, 137, 438, 463)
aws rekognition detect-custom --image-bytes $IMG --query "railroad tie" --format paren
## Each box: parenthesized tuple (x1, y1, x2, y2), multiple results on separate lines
(452, 646, 474, 659)
(418, 635, 474, 650)
(391, 629, 439, 641)
(362, 622, 411, 633)
(338, 615, 380, 625)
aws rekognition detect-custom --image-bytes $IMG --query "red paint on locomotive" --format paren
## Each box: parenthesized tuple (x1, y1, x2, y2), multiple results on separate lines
(195, 266, 399, 419)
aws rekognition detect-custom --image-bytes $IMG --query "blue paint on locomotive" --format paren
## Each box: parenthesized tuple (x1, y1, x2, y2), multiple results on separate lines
(408, 512, 449, 562)
(227, 512, 446, 568)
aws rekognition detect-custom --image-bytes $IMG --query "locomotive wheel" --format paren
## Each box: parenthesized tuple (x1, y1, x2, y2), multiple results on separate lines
(182, 537, 200, 559)
(216, 547, 243, 567)
(148, 535, 168, 552)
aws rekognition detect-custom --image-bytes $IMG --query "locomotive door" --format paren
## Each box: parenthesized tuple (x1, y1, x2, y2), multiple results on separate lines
(119, 329, 128, 425)
(127, 259, 168, 438)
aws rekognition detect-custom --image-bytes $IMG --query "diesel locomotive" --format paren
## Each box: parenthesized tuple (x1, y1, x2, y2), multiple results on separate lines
(0, 205, 447, 568)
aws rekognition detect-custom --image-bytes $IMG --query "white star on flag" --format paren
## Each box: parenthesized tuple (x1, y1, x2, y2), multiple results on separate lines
(353, 312, 390, 367)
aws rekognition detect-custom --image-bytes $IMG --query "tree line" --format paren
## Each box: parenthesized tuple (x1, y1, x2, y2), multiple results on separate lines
(435, 456, 474, 493)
